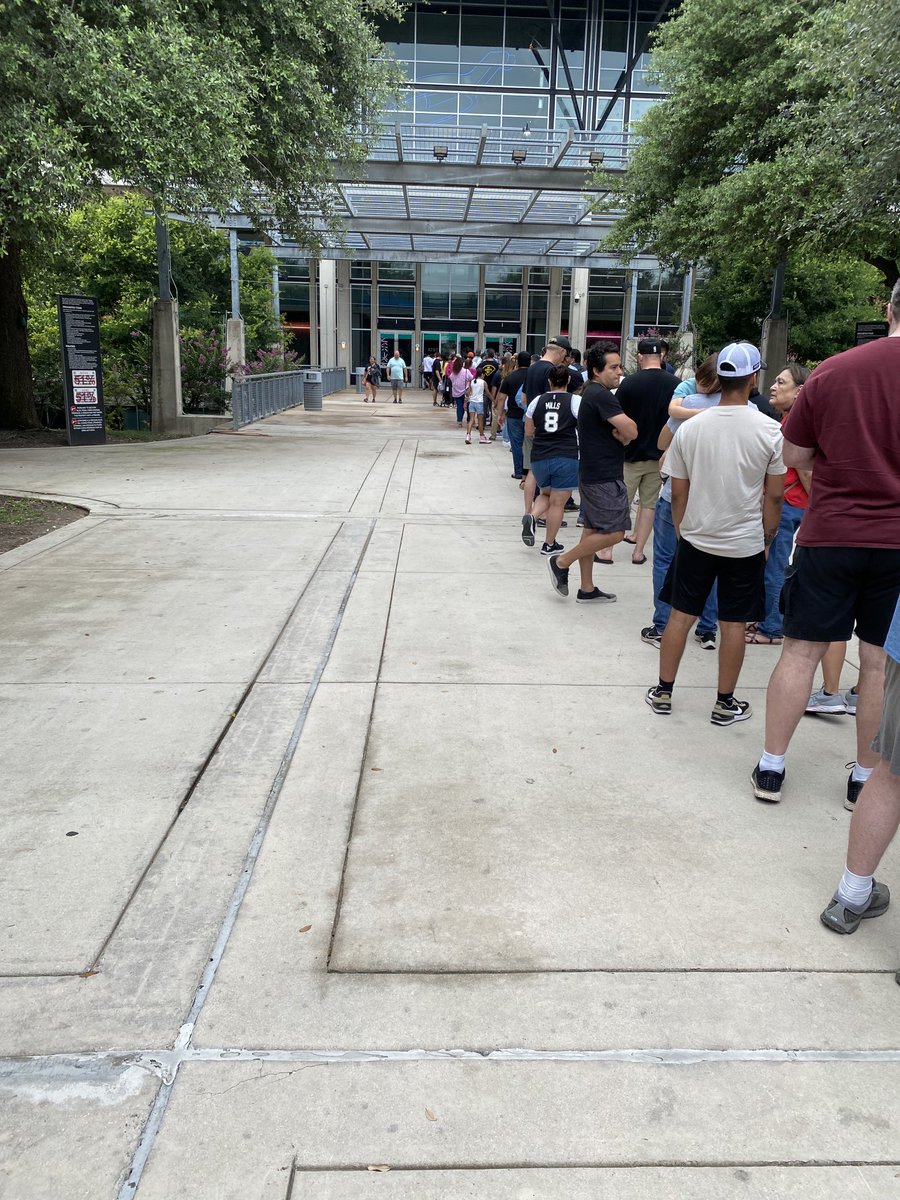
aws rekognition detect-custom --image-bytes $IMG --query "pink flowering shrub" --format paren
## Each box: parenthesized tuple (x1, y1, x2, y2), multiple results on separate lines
(180, 328, 230, 413)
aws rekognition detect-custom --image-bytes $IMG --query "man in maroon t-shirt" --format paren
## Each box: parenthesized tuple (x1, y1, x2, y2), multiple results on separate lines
(751, 282, 900, 809)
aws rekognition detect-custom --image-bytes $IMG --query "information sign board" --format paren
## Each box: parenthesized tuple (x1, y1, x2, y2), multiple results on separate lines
(57, 295, 107, 445)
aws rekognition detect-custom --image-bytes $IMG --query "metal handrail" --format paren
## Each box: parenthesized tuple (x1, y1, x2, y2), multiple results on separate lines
(231, 367, 347, 429)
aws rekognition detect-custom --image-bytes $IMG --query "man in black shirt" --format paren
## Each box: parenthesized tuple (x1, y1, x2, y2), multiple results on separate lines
(547, 342, 638, 601)
(478, 350, 501, 437)
(615, 338, 678, 565)
(498, 351, 530, 479)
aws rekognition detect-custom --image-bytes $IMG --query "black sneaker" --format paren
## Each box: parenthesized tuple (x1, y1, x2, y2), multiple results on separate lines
(547, 554, 569, 597)
(695, 630, 716, 650)
(576, 587, 617, 603)
(845, 765, 866, 813)
(521, 514, 535, 547)
(751, 764, 785, 803)
(711, 697, 752, 726)
(540, 540, 564, 556)
(563, 499, 578, 511)
(641, 624, 663, 647)
(821, 880, 890, 934)
(536, 519, 567, 528)
(645, 686, 672, 716)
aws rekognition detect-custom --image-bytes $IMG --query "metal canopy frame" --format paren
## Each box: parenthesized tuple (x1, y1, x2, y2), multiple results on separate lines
(213, 125, 636, 269)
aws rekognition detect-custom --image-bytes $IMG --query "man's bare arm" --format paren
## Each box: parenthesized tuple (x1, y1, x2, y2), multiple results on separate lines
(763, 472, 785, 553)
(610, 412, 638, 444)
(670, 476, 689, 536)
(783, 438, 816, 469)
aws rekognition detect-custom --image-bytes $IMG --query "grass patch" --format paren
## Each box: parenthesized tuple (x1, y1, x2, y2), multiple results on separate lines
(0, 497, 44, 524)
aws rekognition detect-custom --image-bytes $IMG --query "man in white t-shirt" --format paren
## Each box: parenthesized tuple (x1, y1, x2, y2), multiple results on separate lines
(387, 352, 408, 403)
(645, 343, 786, 726)
(422, 352, 435, 399)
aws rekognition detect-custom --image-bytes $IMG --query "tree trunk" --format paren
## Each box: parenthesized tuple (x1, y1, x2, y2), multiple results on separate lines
(865, 255, 900, 292)
(0, 241, 40, 429)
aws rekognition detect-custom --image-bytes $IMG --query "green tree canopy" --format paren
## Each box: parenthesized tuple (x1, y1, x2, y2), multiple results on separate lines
(25, 194, 282, 421)
(0, 0, 400, 427)
(691, 250, 886, 365)
(599, 0, 900, 289)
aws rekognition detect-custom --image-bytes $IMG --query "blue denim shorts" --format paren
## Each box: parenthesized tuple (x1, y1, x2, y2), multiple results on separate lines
(531, 456, 579, 492)
(467, 401, 484, 415)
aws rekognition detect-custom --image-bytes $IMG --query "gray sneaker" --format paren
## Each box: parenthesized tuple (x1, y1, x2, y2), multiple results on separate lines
(844, 687, 858, 716)
(806, 687, 847, 715)
(820, 880, 890, 934)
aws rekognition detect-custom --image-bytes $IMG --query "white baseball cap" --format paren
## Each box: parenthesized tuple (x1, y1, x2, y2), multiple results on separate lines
(716, 342, 766, 378)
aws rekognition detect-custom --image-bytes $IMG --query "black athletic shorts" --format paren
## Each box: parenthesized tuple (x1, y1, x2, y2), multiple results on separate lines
(661, 537, 765, 623)
(781, 545, 900, 645)
(579, 479, 631, 535)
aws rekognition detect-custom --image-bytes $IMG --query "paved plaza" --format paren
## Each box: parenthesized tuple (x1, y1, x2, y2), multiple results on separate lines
(1, 388, 898, 1198)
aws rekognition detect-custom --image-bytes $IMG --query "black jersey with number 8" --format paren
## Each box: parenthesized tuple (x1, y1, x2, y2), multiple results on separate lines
(530, 392, 579, 461)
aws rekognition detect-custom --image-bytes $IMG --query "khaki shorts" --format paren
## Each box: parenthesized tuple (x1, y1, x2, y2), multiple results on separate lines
(623, 459, 663, 509)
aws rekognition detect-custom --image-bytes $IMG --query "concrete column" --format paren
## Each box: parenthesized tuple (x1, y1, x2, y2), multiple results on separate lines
(151, 299, 182, 433)
(477, 265, 485, 349)
(318, 258, 337, 365)
(414, 263, 423, 376)
(624, 268, 639, 339)
(760, 317, 789, 392)
(225, 318, 246, 391)
(568, 267, 590, 351)
(272, 265, 281, 326)
(336, 260, 352, 375)
(519, 271, 528, 352)
(548, 268, 563, 338)
(229, 230, 241, 319)
(679, 266, 694, 329)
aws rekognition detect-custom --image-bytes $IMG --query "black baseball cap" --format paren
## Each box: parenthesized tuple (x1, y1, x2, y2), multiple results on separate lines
(547, 335, 572, 352)
(637, 338, 662, 355)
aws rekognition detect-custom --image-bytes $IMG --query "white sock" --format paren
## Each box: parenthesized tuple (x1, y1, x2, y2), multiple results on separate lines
(759, 751, 786, 773)
(851, 763, 874, 785)
(836, 866, 873, 909)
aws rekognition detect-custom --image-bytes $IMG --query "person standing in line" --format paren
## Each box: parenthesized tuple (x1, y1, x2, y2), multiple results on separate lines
(659, 339, 677, 375)
(464, 366, 489, 445)
(523, 364, 580, 556)
(547, 342, 637, 603)
(615, 338, 678, 566)
(640, 354, 722, 650)
(818, 594, 899, 943)
(746, 364, 811, 646)
(498, 351, 531, 480)
(431, 353, 444, 405)
(478, 348, 501, 438)
(448, 355, 473, 426)
(751, 283, 900, 806)
(645, 343, 785, 726)
(363, 356, 381, 403)
(520, 336, 572, 545)
(387, 348, 408, 403)
(422, 349, 435, 401)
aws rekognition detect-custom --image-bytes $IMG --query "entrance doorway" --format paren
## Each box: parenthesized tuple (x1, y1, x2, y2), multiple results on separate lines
(484, 334, 519, 357)
(378, 332, 413, 381)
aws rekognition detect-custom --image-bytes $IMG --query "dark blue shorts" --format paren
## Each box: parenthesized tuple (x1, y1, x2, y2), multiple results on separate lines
(531, 456, 579, 492)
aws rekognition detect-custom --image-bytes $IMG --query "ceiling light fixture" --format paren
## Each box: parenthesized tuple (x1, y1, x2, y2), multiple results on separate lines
(511, 148, 527, 165)
(588, 149, 605, 166)
(523, 122, 532, 138)
(433, 144, 449, 161)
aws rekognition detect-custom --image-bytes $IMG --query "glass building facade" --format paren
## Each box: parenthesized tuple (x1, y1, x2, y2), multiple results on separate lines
(272, 0, 686, 370)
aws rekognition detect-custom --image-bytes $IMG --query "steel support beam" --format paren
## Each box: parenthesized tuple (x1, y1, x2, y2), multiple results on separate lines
(335, 162, 616, 191)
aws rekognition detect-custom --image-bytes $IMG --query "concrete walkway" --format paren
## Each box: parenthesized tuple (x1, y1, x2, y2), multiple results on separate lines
(1, 387, 898, 1199)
